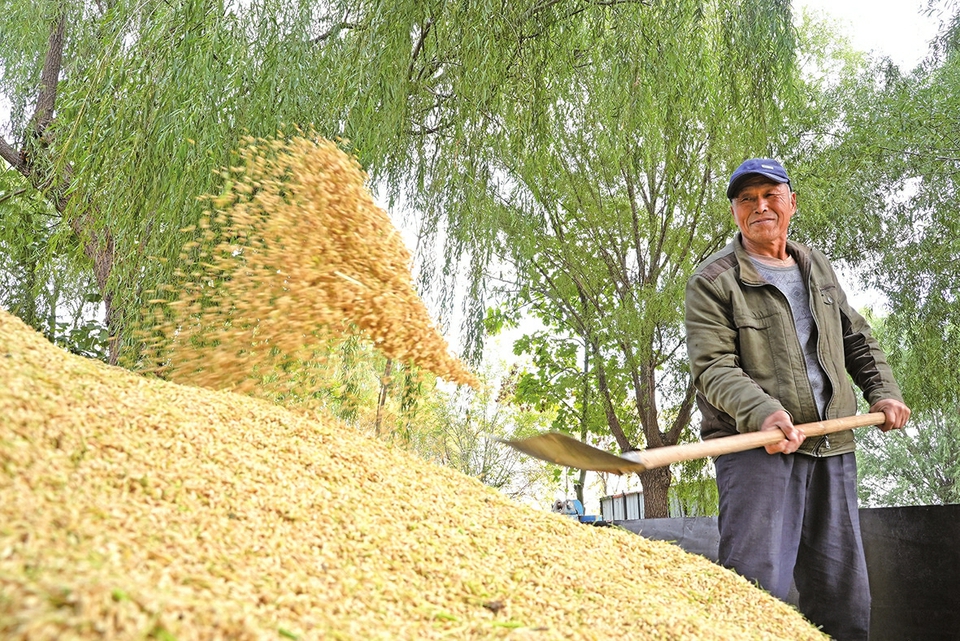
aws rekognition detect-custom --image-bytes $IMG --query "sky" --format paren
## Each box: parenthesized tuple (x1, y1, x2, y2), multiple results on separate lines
(799, 0, 942, 69)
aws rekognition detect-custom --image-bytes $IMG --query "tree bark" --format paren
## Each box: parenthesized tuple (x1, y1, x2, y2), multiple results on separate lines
(592, 343, 631, 452)
(639, 465, 671, 519)
(30, 8, 66, 137)
(576, 344, 590, 507)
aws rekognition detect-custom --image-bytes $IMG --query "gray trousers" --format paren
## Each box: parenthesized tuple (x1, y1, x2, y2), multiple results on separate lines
(714, 449, 871, 641)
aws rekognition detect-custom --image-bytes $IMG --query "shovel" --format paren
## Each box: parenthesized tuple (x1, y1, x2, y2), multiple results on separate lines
(501, 412, 886, 475)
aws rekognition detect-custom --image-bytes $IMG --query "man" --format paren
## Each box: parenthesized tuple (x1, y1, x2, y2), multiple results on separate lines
(684, 158, 911, 641)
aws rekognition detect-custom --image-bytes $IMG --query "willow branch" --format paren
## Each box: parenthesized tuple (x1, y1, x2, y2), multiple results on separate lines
(30, 8, 67, 137)
(312, 21, 360, 44)
(0, 136, 27, 175)
(0, 187, 28, 206)
(407, 19, 434, 81)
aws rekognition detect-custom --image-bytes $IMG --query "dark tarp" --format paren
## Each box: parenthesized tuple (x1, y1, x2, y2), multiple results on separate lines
(860, 504, 960, 641)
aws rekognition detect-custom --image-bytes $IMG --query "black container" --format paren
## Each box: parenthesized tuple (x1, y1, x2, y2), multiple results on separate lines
(614, 504, 960, 640)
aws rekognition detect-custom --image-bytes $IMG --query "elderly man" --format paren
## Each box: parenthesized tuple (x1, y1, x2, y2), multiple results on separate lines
(684, 158, 911, 641)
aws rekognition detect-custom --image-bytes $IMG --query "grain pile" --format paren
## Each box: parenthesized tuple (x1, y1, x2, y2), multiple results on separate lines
(1, 310, 826, 640)
(142, 134, 477, 396)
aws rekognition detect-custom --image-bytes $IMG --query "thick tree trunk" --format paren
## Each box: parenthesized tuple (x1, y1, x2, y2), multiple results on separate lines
(639, 465, 671, 519)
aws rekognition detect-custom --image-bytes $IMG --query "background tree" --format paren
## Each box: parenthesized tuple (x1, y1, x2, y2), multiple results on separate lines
(431, 0, 803, 517)
(855, 313, 960, 507)
(857, 408, 960, 507)
(784, 3, 960, 507)
(507, 327, 611, 508)
(1, 0, 456, 362)
(0, 167, 104, 356)
(785, 3, 960, 407)
(307, 0, 803, 354)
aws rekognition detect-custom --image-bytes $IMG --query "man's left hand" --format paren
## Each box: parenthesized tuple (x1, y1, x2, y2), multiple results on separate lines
(870, 398, 911, 432)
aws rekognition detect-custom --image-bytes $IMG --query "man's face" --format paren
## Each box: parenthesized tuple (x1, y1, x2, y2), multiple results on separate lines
(729, 178, 797, 248)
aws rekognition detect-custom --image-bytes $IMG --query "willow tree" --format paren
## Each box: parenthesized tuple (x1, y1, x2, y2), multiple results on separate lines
(856, 318, 960, 507)
(0, 0, 384, 362)
(774, 3, 960, 506)
(781, 2, 960, 409)
(309, 0, 802, 516)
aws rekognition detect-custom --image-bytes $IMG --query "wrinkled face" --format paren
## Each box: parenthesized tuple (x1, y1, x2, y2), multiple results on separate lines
(730, 178, 797, 248)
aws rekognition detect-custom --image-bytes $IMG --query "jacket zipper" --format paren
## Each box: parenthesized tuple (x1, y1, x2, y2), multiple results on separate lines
(743, 266, 833, 457)
(803, 263, 838, 457)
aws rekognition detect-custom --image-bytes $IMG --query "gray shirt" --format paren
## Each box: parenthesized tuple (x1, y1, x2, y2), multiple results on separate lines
(751, 260, 830, 419)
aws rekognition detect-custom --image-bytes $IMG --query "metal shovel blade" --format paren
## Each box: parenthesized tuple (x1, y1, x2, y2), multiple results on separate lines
(500, 432, 647, 474)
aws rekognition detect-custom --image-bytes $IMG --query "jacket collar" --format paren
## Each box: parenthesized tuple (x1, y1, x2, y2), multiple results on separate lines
(732, 233, 812, 285)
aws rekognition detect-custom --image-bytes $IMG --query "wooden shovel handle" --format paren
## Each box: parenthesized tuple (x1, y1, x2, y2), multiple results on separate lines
(635, 412, 886, 471)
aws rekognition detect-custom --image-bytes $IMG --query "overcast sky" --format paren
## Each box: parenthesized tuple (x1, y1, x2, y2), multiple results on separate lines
(799, 0, 942, 68)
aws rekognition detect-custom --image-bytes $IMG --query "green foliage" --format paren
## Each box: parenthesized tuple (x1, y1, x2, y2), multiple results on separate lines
(669, 476, 720, 518)
(2, 0, 347, 358)
(1, 0, 800, 364)
(481, 306, 516, 337)
(400, 368, 556, 501)
(49, 0, 362, 359)
(0, 167, 104, 355)
(779, 5, 960, 506)
(667, 421, 721, 517)
(857, 409, 960, 507)
(306, 0, 804, 360)
(512, 331, 597, 419)
(850, 313, 960, 507)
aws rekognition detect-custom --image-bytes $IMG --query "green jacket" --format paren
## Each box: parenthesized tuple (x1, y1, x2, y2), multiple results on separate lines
(684, 234, 903, 456)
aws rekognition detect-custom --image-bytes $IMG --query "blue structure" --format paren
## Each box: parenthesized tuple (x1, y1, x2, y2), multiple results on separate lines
(553, 498, 603, 524)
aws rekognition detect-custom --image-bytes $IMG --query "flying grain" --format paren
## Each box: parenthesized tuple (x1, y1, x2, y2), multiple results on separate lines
(140, 134, 477, 397)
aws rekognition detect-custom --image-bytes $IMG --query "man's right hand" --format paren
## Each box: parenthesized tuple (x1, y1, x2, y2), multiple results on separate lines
(760, 410, 805, 455)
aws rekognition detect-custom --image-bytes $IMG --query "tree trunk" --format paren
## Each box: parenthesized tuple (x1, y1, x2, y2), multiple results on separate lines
(576, 343, 590, 507)
(591, 340, 631, 452)
(639, 465, 671, 519)
(374, 358, 393, 437)
(575, 469, 586, 507)
(14, 254, 39, 330)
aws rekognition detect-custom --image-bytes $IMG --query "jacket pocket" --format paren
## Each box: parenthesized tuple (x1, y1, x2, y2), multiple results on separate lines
(819, 284, 838, 306)
(732, 309, 778, 396)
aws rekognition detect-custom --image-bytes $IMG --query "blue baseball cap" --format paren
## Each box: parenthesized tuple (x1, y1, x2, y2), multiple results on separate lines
(726, 158, 791, 199)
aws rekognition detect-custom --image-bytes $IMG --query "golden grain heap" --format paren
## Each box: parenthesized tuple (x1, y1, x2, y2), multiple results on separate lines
(143, 134, 477, 395)
(1, 310, 826, 640)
